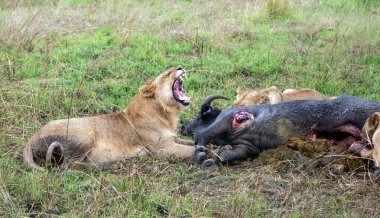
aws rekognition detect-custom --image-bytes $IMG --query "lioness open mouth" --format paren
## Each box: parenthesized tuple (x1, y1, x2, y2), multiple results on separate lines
(172, 70, 190, 106)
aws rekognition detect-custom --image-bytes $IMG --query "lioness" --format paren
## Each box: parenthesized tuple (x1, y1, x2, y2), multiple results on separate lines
(234, 86, 333, 106)
(24, 66, 195, 170)
(349, 112, 380, 167)
(366, 112, 380, 167)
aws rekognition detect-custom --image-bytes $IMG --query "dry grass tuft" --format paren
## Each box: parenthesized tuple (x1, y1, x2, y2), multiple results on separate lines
(0, 1, 267, 45)
(266, 0, 291, 19)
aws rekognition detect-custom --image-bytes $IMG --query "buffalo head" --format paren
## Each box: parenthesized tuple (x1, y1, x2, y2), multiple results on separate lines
(181, 94, 229, 136)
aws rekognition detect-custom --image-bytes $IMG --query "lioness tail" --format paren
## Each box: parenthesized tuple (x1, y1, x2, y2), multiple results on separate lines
(23, 141, 63, 170)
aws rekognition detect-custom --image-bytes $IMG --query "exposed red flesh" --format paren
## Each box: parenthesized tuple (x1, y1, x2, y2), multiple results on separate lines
(288, 124, 368, 157)
(232, 111, 254, 128)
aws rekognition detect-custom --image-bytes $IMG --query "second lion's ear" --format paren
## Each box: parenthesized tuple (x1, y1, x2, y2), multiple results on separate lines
(140, 82, 156, 98)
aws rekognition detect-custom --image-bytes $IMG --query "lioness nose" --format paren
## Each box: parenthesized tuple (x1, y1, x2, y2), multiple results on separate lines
(176, 66, 183, 71)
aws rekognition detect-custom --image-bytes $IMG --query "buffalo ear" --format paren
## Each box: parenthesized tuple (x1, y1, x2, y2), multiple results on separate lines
(140, 82, 156, 98)
(201, 105, 214, 117)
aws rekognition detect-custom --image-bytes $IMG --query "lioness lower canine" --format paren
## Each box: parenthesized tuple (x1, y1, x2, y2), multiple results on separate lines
(24, 66, 195, 170)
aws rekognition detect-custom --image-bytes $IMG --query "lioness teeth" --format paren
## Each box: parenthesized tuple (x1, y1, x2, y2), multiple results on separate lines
(179, 73, 186, 81)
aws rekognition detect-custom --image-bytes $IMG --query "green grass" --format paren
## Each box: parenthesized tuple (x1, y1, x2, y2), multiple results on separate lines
(1, 0, 380, 216)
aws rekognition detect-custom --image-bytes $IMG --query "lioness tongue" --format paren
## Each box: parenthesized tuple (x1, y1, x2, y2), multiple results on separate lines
(177, 92, 190, 102)
(174, 79, 190, 103)
(174, 80, 181, 90)
(176, 91, 190, 103)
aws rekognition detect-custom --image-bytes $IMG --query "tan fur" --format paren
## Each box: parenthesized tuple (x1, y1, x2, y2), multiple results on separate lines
(362, 112, 380, 167)
(23, 67, 195, 170)
(234, 86, 333, 106)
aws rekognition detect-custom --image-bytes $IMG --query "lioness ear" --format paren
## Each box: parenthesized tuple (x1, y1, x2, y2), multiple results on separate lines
(140, 82, 156, 98)
(268, 86, 280, 93)
(236, 87, 242, 95)
(368, 113, 380, 131)
(364, 112, 380, 140)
